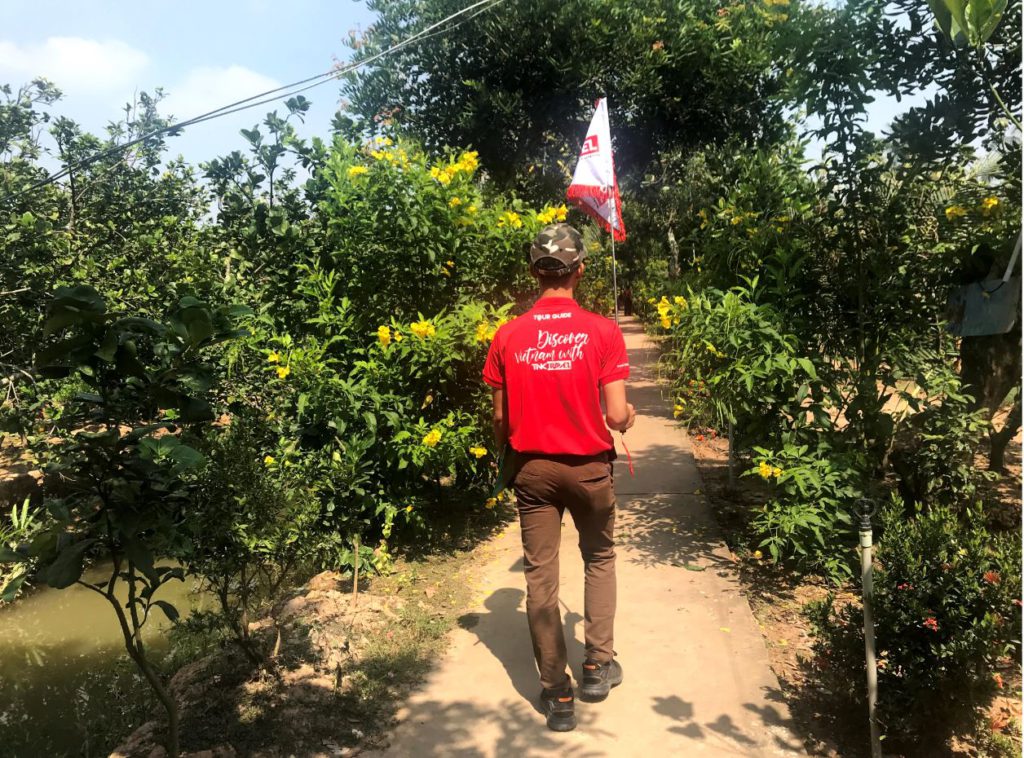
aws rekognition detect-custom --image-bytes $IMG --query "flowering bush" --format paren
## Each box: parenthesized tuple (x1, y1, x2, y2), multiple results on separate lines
(747, 442, 864, 582)
(808, 495, 1022, 749)
(657, 278, 824, 447)
(321, 138, 554, 329)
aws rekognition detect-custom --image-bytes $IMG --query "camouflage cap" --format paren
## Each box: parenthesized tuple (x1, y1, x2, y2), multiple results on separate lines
(529, 223, 586, 276)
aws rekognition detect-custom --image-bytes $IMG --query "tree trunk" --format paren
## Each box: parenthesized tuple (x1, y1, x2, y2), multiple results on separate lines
(990, 397, 1021, 472)
(667, 226, 680, 277)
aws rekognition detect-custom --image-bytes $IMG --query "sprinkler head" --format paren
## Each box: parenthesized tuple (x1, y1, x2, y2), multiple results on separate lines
(857, 498, 877, 530)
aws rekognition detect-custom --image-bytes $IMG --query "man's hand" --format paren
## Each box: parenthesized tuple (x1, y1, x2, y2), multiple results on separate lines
(620, 402, 636, 432)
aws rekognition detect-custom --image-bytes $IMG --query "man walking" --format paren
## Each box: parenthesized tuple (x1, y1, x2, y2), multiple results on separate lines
(483, 223, 635, 731)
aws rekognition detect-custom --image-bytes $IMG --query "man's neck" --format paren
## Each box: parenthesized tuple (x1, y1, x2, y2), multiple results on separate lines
(538, 287, 576, 300)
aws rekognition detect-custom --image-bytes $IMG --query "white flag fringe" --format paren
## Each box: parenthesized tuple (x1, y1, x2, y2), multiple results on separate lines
(567, 97, 626, 242)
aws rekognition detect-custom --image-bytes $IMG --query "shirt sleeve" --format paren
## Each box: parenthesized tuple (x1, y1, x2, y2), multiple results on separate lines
(598, 323, 630, 386)
(482, 330, 505, 388)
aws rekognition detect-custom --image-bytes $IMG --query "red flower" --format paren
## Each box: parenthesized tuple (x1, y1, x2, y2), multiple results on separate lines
(696, 434, 705, 442)
(983, 570, 1001, 585)
(896, 582, 914, 591)
(923, 617, 939, 632)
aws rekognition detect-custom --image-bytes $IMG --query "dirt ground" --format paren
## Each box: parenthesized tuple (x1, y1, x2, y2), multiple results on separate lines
(688, 429, 1023, 758)
(108, 501, 518, 758)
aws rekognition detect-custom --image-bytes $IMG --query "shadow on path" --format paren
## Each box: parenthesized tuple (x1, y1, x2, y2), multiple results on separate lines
(457, 584, 587, 714)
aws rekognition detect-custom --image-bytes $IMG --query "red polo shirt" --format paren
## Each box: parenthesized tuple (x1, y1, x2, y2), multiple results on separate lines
(482, 296, 630, 455)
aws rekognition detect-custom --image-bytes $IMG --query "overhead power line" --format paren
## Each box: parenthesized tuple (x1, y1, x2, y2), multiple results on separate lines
(2, 0, 504, 203)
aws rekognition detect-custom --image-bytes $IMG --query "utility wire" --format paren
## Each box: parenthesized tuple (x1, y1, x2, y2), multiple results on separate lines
(3, 0, 504, 203)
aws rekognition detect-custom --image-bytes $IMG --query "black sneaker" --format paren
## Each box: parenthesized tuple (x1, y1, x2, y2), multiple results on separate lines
(540, 684, 577, 731)
(579, 658, 623, 702)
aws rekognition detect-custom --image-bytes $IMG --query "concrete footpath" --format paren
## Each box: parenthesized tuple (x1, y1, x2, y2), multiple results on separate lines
(369, 317, 805, 757)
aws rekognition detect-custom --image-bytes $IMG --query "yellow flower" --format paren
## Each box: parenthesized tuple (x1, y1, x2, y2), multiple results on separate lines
(457, 150, 479, 172)
(405, 505, 413, 513)
(449, 196, 463, 207)
(497, 211, 523, 229)
(730, 216, 743, 226)
(660, 316, 672, 329)
(554, 204, 568, 221)
(485, 497, 498, 509)
(445, 260, 455, 267)
(758, 461, 773, 480)
(375, 136, 394, 147)
(263, 455, 275, 466)
(377, 325, 391, 347)
(394, 331, 404, 342)
(370, 150, 386, 160)
(410, 320, 436, 339)
(673, 404, 685, 418)
(467, 204, 477, 214)
(753, 550, 763, 560)
(772, 466, 783, 478)
(422, 394, 434, 408)
(537, 207, 557, 224)
(475, 321, 491, 343)
(673, 295, 688, 309)
(945, 205, 967, 220)
(422, 429, 442, 447)
(276, 365, 291, 379)
(469, 446, 488, 458)
(441, 268, 451, 277)
(981, 196, 1000, 215)
(267, 351, 281, 364)
(430, 165, 454, 185)
(347, 165, 369, 178)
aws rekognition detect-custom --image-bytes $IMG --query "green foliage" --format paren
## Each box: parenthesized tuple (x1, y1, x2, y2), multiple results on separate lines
(658, 279, 825, 446)
(809, 495, 1022, 748)
(189, 414, 318, 665)
(891, 367, 998, 509)
(747, 442, 863, 582)
(345, 0, 805, 196)
(0, 286, 249, 756)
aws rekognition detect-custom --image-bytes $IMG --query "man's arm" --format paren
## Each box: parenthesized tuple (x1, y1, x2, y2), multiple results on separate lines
(492, 387, 509, 448)
(602, 379, 636, 432)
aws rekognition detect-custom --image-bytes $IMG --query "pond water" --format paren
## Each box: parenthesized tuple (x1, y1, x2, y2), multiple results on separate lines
(0, 564, 208, 757)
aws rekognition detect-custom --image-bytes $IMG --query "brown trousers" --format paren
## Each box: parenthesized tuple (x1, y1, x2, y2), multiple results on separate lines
(513, 453, 617, 691)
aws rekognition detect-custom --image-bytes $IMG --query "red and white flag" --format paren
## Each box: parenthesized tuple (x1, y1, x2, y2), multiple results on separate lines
(567, 97, 626, 242)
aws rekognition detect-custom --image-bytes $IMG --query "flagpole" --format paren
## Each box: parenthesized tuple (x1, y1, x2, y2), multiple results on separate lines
(610, 197, 619, 324)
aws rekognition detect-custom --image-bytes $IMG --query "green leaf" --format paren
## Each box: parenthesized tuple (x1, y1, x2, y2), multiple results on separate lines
(43, 286, 107, 336)
(0, 572, 28, 603)
(123, 539, 158, 581)
(41, 538, 95, 589)
(152, 599, 180, 623)
(796, 358, 817, 379)
(169, 443, 205, 471)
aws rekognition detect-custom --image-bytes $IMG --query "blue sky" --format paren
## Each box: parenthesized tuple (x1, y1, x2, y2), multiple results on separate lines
(1, 0, 377, 165)
(1, 1, 930, 170)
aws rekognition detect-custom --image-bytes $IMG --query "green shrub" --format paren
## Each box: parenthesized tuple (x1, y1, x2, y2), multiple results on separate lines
(890, 368, 997, 510)
(747, 441, 864, 582)
(657, 278, 826, 447)
(809, 495, 1022, 749)
(189, 414, 320, 665)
